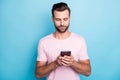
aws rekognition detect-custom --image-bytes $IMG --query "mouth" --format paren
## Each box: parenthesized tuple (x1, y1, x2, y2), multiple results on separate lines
(59, 26, 66, 30)
(59, 25, 65, 27)
(55, 25, 69, 33)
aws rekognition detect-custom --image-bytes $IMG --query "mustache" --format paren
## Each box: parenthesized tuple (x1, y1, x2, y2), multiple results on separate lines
(59, 25, 65, 27)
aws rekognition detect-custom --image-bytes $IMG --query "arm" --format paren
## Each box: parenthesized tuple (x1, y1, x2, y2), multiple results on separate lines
(61, 56, 91, 76)
(70, 37, 91, 76)
(71, 59, 91, 76)
(35, 56, 63, 78)
(35, 61, 57, 78)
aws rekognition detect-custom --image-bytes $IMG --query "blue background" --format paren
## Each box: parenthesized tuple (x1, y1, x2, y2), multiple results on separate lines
(0, 0, 120, 80)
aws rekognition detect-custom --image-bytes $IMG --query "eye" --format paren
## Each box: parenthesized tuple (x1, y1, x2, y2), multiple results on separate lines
(55, 18, 61, 21)
(63, 18, 68, 21)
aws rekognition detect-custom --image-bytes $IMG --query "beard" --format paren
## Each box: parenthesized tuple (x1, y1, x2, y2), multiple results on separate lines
(54, 24, 70, 33)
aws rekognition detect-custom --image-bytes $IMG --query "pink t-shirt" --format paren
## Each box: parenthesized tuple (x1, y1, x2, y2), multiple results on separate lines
(37, 32, 89, 80)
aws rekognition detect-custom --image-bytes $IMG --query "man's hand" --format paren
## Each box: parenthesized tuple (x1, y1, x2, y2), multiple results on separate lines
(61, 55, 74, 66)
(55, 55, 91, 76)
(56, 55, 63, 66)
(56, 55, 74, 66)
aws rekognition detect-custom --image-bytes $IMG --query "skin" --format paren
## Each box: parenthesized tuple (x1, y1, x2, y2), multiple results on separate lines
(36, 9, 91, 78)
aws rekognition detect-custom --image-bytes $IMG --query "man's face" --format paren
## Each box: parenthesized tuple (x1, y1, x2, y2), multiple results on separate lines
(53, 10, 70, 33)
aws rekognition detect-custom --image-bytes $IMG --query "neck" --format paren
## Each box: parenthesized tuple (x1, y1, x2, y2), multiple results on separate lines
(53, 31, 71, 40)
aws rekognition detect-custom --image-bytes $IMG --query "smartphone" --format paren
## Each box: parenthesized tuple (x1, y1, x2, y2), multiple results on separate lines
(60, 51, 71, 57)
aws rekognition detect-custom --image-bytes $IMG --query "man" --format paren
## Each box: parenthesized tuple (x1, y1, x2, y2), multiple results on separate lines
(36, 2, 91, 80)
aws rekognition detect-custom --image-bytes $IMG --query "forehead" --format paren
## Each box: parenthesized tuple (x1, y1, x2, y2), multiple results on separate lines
(53, 10, 69, 18)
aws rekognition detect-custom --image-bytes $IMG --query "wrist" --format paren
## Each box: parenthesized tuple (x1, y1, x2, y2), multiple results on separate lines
(71, 60, 76, 67)
(54, 60, 58, 68)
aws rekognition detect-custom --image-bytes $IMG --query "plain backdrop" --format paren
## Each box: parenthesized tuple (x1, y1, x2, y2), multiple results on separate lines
(0, 0, 120, 80)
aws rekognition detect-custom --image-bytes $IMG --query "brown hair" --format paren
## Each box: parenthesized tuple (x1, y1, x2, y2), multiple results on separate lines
(52, 2, 71, 17)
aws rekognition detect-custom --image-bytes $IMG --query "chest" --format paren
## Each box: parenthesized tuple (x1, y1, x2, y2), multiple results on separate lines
(43, 40, 82, 62)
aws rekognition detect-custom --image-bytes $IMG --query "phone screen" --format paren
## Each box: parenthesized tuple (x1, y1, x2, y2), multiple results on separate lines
(60, 51, 71, 56)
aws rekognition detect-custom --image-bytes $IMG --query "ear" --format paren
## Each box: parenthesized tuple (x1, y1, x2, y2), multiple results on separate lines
(52, 16, 54, 22)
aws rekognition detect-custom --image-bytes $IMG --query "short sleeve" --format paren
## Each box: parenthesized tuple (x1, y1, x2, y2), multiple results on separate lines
(79, 38, 89, 60)
(37, 40, 47, 61)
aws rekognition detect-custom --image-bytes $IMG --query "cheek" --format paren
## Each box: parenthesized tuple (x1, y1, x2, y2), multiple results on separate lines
(54, 21, 60, 26)
(65, 21, 70, 26)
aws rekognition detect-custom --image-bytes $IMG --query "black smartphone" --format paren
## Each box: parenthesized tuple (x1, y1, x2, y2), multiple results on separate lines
(60, 51, 71, 57)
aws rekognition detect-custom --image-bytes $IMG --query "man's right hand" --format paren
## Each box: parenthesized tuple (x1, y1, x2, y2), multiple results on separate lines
(56, 55, 63, 66)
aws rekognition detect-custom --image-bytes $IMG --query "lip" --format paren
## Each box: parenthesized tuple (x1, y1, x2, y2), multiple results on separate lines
(59, 26, 65, 27)
(59, 26, 66, 29)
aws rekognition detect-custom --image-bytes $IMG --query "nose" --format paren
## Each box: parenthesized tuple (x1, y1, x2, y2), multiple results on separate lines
(60, 20, 64, 26)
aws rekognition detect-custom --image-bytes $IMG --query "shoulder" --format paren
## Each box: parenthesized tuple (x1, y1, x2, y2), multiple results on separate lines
(38, 34, 53, 44)
(71, 32, 85, 41)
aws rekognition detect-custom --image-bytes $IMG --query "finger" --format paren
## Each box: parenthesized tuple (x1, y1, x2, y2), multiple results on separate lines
(61, 61, 69, 66)
(64, 56, 73, 60)
(62, 58, 74, 66)
(62, 59, 72, 64)
(58, 58, 63, 66)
